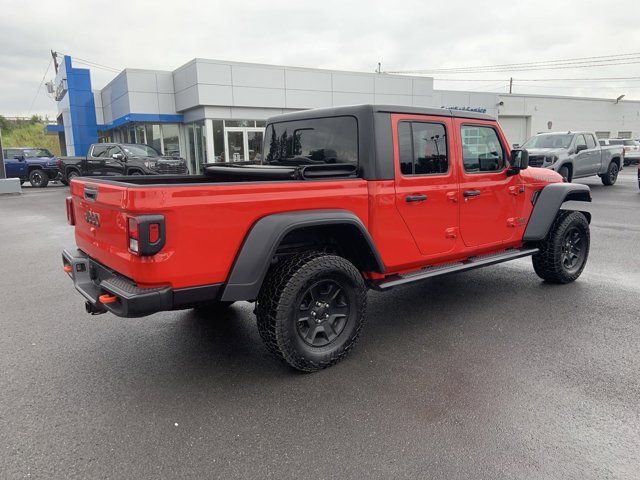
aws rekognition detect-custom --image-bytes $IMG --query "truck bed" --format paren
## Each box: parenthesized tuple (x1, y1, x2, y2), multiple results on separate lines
(68, 173, 369, 290)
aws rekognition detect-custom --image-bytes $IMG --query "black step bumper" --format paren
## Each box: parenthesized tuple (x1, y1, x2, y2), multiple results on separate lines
(62, 249, 222, 317)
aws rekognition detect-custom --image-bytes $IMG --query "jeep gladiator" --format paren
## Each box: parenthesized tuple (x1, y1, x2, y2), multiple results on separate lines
(59, 143, 188, 183)
(521, 131, 623, 185)
(62, 105, 592, 372)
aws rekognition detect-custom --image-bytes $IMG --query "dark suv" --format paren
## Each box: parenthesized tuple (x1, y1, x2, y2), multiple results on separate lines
(2, 147, 61, 187)
(59, 143, 188, 182)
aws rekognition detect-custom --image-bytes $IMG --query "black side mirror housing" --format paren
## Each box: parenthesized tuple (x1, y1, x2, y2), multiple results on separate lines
(14, 155, 25, 161)
(575, 144, 587, 153)
(508, 149, 529, 175)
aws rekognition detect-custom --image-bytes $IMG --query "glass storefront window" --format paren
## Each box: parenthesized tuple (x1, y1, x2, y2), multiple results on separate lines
(224, 120, 254, 128)
(186, 121, 207, 173)
(162, 124, 180, 157)
(144, 124, 162, 152)
(213, 120, 224, 162)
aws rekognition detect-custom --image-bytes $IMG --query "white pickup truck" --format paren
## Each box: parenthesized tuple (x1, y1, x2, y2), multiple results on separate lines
(521, 131, 624, 185)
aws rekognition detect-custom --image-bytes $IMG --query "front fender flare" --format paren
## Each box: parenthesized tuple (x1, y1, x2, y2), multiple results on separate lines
(523, 183, 591, 242)
(220, 210, 383, 302)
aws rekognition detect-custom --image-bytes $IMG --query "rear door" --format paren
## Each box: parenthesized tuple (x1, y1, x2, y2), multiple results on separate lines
(86, 144, 108, 175)
(392, 114, 459, 257)
(583, 133, 601, 173)
(455, 119, 520, 248)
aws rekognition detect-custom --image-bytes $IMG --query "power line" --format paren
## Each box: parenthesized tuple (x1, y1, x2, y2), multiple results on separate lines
(387, 52, 640, 74)
(55, 52, 121, 73)
(27, 57, 53, 115)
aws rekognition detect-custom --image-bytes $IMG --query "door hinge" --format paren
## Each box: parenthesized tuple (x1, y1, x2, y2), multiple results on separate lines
(445, 227, 458, 239)
(508, 185, 526, 195)
(507, 217, 527, 228)
(446, 191, 458, 203)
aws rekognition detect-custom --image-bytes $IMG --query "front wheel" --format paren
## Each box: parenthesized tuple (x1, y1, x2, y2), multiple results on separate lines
(256, 252, 367, 372)
(29, 169, 49, 188)
(532, 211, 590, 284)
(601, 162, 619, 185)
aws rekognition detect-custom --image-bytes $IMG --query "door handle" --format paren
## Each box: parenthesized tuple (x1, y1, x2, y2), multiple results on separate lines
(405, 194, 427, 203)
(463, 190, 481, 198)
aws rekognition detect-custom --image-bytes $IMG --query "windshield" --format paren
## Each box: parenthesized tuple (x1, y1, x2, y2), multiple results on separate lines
(24, 148, 53, 158)
(121, 144, 160, 157)
(522, 134, 574, 149)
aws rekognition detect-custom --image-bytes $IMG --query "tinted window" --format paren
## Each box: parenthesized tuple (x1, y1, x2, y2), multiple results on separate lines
(4, 149, 22, 159)
(91, 145, 109, 157)
(263, 116, 358, 166)
(585, 134, 596, 149)
(398, 121, 448, 175)
(522, 134, 573, 149)
(461, 126, 505, 173)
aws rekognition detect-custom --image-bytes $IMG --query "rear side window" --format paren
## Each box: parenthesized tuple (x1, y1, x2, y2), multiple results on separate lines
(461, 125, 505, 173)
(398, 121, 448, 175)
(263, 116, 358, 166)
(585, 134, 596, 149)
(91, 145, 108, 157)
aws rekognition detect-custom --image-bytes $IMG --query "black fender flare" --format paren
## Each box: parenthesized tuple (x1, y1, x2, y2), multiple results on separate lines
(523, 183, 591, 242)
(220, 210, 384, 301)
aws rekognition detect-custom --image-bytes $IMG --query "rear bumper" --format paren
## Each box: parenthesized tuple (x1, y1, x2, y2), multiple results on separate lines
(62, 248, 222, 317)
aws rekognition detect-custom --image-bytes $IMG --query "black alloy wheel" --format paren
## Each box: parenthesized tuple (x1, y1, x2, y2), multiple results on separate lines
(296, 279, 350, 347)
(560, 226, 586, 275)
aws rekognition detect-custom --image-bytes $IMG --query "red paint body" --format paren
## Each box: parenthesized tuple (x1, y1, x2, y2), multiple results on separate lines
(68, 115, 562, 289)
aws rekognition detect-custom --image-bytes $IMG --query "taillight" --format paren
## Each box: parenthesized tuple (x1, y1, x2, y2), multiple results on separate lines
(127, 215, 165, 256)
(65, 197, 75, 225)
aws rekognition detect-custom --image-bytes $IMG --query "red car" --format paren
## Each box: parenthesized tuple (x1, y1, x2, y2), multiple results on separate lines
(62, 105, 592, 372)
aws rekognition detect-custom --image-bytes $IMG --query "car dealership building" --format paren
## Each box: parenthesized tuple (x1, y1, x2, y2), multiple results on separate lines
(49, 55, 640, 173)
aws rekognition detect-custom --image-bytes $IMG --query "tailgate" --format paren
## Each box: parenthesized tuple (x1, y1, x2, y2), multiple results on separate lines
(69, 179, 152, 284)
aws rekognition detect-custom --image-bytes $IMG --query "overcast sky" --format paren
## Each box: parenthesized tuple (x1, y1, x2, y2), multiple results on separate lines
(2, 0, 640, 117)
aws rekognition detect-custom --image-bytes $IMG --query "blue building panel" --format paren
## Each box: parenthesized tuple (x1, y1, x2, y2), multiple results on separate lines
(63, 56, 98, 156)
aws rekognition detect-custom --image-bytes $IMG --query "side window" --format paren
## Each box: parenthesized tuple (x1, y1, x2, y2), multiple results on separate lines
(91, 145, 108, 157)
(575, 135, 587, 150)
(461, 125, 505, 173)
(585, 134, 596, 149)
(6, 149, 21, 159)
(105, 146, 123, 157)
(398, 121, 448, 175)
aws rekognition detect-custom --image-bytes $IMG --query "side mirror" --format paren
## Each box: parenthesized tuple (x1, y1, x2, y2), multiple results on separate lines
(575, 144, 587, 153)
(508, 149, 529, 175)
(14, 155, 25, 161)
(112, 153, 125, 161)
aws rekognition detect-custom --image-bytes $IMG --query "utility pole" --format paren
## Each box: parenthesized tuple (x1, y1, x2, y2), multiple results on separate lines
(51, 50, 59, 74)
(509, 77, 513, 94)
(376, 62, 381, 74)
(0, 125, 5, 179)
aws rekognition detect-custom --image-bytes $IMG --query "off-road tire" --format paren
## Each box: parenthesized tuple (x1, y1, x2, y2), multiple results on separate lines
(29, 169, 49, 188)
(558, 165, 571, 183)
(256, 251, 367, 372)
(532, 210, 590, 284)
(600, 161, 619, 186)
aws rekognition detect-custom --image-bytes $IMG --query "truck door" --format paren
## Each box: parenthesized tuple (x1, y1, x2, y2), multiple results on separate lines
(104, 145, 126, 175)
(584, 133, 601, 173)
(574, 134, 598, 177)
(3, 149, 27, 179)
(86, 144, 108, 175)
(455, 120, 520, 248)
(392, 115, 459, 257)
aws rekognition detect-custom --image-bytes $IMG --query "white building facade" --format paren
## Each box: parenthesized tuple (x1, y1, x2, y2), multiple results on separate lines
(50, 55, 640, 173)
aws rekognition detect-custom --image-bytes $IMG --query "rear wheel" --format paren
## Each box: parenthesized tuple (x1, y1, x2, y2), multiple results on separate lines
(29, 169, 49, 188)
(256, 251, 367, 372)
(600, 161, 619, 185)
(66, 170, 79, 184)
(532, 211, 590, 284)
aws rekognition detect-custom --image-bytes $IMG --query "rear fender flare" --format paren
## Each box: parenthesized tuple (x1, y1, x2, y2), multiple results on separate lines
(523, 183, 591, 242)
(220, 210, 383, 302)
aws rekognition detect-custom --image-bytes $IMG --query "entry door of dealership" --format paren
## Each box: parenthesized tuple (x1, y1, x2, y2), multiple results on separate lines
(224, 127, 264, 162)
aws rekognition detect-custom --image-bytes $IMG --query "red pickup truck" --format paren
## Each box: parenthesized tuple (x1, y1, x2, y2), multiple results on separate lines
(62, 105, 592, 372)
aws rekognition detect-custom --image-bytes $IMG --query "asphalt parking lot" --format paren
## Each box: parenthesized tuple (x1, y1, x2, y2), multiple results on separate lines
(1, 171, 639, 479)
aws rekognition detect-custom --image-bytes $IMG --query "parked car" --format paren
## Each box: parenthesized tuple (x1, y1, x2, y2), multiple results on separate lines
(599, 138, 640, 166)
(59, 143, 188, 183)
(2, 147, 61, 187)
(521, 131, 624, 185)
(62, 105, 593, 372)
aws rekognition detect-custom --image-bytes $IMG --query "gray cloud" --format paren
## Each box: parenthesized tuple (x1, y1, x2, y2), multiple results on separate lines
(1, 0, 640, 116)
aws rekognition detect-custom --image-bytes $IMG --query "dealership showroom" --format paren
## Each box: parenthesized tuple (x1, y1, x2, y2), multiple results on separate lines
(49, 55, 640, 171)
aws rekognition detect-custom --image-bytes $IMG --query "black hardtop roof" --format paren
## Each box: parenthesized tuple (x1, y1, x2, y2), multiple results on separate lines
(267, 104, 494, 124)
